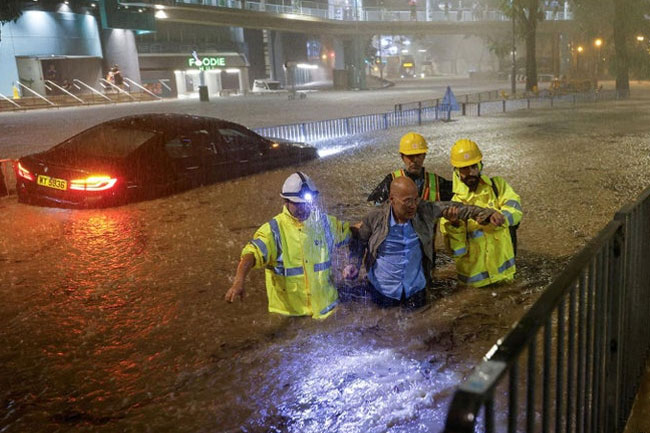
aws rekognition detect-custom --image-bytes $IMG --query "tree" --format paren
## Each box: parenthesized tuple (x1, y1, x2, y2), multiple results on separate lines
(570, 0, 650, 97)
(0, 0, 24, 43)
(498, 0, 545, 92)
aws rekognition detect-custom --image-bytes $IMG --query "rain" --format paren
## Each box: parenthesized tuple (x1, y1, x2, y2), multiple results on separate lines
(2, 79, 650, 431)
(2, 0, 650, 430)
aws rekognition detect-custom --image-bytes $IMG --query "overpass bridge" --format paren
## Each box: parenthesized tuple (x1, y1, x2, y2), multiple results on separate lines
(120, 0, 575, 35)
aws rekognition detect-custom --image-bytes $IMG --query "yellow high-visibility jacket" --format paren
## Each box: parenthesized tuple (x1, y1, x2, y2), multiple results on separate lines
(242, 206, 351, 319)
(440, 172, 522, 287)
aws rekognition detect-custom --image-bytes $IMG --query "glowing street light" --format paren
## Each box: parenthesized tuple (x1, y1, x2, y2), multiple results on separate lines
(594, 39, 603, 79)
(576, 45, 584, 75)
(637, 35, 645, 42)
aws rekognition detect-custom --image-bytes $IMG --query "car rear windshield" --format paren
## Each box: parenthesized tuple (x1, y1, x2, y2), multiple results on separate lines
(55, 124, 157, 158)
(267, 82, 282, 90)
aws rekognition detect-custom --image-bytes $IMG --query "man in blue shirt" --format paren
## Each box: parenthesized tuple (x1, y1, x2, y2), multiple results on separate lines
(347, 176, 495, 308)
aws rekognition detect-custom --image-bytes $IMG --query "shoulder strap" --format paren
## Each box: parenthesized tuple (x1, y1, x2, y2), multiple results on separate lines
(490, 177, 499, 198)
(391, 169, 404, 179)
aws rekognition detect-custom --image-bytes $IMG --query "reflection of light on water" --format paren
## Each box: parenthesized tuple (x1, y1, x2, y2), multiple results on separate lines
(317, 144, 357, 158)
(249, 333, 462, 433)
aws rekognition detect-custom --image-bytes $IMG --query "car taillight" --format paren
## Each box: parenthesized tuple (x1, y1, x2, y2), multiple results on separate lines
(17, 162, 34, 181)
(69, 176, 118, 191)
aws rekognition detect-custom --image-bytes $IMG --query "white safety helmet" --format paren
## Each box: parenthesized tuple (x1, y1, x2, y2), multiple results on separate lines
(280, 172, 319, 203)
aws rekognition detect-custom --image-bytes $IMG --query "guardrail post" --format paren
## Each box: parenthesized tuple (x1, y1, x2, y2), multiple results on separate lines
(502, 99, 506, 113)
(435, 99, 439, 120)
(418, 101, 422, 125)
(462, 103, 466, 116)
(604, 227, 625, 433)
(383, 113, 388, 129)
(345, 117, 351, 134)
(527, 98, 530, 109)
(477, 102, 481, 117)
(301, 123, 307, 142)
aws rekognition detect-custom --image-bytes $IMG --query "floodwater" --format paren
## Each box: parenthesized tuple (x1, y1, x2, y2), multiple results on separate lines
(2, 92, 650, 432)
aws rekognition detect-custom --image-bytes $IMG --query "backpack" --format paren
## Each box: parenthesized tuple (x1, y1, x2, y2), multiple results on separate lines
(491, 177, 520, 256)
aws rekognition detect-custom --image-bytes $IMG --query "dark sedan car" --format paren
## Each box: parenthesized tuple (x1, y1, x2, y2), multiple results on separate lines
(15, 113, 318, 207)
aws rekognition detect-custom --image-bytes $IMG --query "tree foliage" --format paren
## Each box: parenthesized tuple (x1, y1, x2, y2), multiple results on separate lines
(497, 0, 545, 92)
(0, 0, 23, 24)
(0, 0, 24, 43)
(570, 0, 650, 95)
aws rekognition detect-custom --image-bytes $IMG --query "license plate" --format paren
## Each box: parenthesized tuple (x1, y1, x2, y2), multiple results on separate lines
(37, 175, 67, 191)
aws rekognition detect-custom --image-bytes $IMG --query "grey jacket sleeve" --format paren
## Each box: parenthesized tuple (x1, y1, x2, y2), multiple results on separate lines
(423, 200, 495, 222)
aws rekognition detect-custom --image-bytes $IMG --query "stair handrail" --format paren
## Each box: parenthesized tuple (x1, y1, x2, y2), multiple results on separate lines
(124, 77, 161, 99)
(16, 81, 56, 106)
(158, 79, 172, 92)
(72, 79, 112, 102)
(0, 92, 22, 108)
(100, 78, 137, 100)
(44, 80, 85, 104)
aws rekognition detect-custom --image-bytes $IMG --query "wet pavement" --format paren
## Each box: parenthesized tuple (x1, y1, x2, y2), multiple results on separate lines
(2, 82, 650, 432)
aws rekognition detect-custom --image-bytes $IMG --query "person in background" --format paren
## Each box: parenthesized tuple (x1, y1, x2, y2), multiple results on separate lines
(225, 172, 352, 319)
(367, 132, 454, 274)
(347, 176, 495, 308)
(440, 138, 523, 287)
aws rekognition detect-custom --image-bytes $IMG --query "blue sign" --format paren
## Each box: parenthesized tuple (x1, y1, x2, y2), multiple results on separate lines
(440, 86, 459, 112)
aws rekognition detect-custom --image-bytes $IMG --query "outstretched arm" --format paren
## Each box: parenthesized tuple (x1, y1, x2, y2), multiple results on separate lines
(225, 254, 256, 302)
(436, 201, 496, 224)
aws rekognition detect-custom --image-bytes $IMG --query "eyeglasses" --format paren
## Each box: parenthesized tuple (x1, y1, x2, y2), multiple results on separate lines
(394, 196, 421, 207)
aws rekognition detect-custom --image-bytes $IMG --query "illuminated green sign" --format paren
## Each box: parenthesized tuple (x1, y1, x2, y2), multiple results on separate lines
(188, 56, 226, 70)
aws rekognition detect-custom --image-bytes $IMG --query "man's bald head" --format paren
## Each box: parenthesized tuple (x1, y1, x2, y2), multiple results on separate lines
(390, 176, 418, 197)
(389, 176, 420, 223)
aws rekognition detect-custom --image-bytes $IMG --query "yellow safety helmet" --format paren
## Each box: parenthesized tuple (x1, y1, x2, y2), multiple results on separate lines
(450, 138, 482, 168)
(399, 132, 428, 155)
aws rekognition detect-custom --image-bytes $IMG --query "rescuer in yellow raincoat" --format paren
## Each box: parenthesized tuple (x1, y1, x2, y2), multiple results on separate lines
(225, 172, 351, 319)
(440, 139, 523, 287)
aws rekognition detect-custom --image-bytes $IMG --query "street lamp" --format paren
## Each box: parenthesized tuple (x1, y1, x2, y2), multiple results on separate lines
(576, 45, 584, 76)
(637, 35, 645, 42)
(594, 38, 602, 79)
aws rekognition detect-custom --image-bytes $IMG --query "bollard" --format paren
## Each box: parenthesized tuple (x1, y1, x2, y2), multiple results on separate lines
(477, 102, 481, 117)
(418, 101, 422, 125)
(502, 99, 506, 113)
(462, 103, 466, 116)
(0, 161, 8, 197)
(527, 98, 530, 109)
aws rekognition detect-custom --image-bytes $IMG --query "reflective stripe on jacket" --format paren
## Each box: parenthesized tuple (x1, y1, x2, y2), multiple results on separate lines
(392, 169, 440, 201)
(440, 172, 522, 287)
(242, 206, 351, 319)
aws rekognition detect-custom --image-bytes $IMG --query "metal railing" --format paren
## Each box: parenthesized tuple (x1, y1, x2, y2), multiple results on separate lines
(443, 185, 650, 433)
(122, 0, 573, 22)
(0, 92, 21, 109)
(100, 78, 137, 100)
(72, 79, 113, 102)
(125, 77, 161, 99)
(44, 80, 85, 104)
(16, 81, 56, 106)
(253, 89, 619, 144)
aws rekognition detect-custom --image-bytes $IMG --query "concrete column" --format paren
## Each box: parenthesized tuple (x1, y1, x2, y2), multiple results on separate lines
(426, 0, 434, 21)
(101, 28, 142, 84)
(343, 36, 366, 90)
